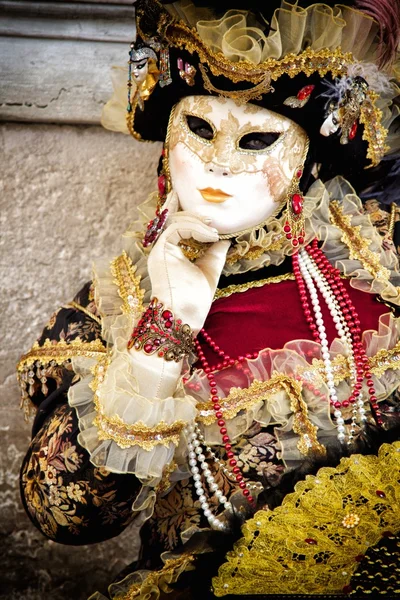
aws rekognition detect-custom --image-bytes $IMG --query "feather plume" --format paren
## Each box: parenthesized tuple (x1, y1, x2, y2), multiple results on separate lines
(355, 0, 400, 67)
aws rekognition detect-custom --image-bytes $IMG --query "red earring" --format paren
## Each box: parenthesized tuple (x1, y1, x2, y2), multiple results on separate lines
(283, 167, 305, 247)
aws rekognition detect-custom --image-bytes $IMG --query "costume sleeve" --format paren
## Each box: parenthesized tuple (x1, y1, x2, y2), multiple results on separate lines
(18, 282, 142, 544)
(68, 245, 197, 486)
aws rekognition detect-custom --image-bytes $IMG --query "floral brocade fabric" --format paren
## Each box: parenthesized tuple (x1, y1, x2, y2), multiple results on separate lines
(19, 283, 141, 545)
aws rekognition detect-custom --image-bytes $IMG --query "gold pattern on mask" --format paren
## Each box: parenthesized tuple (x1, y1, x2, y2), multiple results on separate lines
(169, 97, 308, 179)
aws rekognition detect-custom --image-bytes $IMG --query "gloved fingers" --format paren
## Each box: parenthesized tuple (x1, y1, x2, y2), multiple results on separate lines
(195, 240, 231, 289)
(163, 190, 180, 215)
(157, 215, 219, 250)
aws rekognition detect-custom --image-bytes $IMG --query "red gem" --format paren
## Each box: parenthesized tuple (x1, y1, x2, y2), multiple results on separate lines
(144, 343, 153, 353)
(342, 584, 352, 595)
(305, 538, 317, 545)
(296, 84, 315, 101)
(298, 236, 304, 244)
(286, 233, 293, 240)
(349, 121, 358, 141)
(376, 490, 386, 498)
(164, 320, 172, 329)
(355, 554, 365, 562)
(243, 489, 250, 497)
(158, 174, 166, 196)
(296, 169, 303, 178)
(291, 193, 303, 215)
(283, 224, 291, 233)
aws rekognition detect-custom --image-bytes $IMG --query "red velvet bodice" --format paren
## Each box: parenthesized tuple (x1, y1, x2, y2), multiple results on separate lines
(200, 279, 389, 368)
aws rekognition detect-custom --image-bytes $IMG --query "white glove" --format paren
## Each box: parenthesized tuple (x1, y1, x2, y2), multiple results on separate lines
(128, 192, 230, 399)
(147, 192, 231, 334)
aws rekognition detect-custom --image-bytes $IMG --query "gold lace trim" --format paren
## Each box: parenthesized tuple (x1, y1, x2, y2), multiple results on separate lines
(329, 200, 391, 281)
(198, 373, 325, 458)
(121, 554, 195, 600)
(359, 90, 390, 168)
(68, 301, 102, 325)
(110, 251, 145, 317)
(388, 202, 397, 239)
(197, 341, 400, 425)
(17, 338, 107, 419)
(213, 441, 400, 596)
(17, 338, 107, 372)
(164, 21, 351, 84)
(214, 273, 294, 300)
(90, 358, 185, 450)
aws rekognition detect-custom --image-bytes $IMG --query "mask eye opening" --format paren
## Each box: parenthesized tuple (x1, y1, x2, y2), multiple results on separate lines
(182, 113, 216, 143)
(237, 131, 282, 153)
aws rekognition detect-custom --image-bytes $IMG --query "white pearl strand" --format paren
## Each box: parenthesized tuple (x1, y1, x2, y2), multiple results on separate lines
(301, 252, 367, 441)
(298, 250, 367, 443)
(185, 422, 232, 531)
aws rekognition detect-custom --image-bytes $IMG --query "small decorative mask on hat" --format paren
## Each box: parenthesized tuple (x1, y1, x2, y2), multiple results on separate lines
(320, 76, 369, 144)
(128, 42, 160, 111)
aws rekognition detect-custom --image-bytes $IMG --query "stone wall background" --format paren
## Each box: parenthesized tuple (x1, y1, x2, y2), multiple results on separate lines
(0, 121, 161, 599)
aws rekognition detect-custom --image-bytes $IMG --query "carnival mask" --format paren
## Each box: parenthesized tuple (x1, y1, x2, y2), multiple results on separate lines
(168, 96, 308, 236)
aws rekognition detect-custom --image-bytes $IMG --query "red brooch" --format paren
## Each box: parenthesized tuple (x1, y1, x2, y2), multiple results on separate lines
(283, 85, 315, 108)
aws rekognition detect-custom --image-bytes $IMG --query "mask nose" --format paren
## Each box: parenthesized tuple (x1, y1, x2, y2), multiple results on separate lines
(206, 162, 230, 177)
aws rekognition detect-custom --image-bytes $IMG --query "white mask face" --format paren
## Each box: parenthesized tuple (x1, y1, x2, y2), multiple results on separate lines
(168, 96, 308, 235)
(132, 59, 149, 84)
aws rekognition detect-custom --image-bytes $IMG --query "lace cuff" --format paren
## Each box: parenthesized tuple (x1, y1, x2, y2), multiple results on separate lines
(68, 349, 197, 484)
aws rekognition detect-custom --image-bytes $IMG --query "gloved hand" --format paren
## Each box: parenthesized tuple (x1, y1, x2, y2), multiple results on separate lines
(147, 192, 231, 335)
(128, 191, 230, 399)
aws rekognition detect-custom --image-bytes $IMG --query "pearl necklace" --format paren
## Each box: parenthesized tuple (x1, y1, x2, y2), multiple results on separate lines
(185, 422, 232, 531)
(296, 249, 367, 442)
(295, 240, 381, 438)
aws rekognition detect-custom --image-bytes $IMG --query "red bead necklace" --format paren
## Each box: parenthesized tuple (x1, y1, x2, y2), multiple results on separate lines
(194, 336, 255, 506)
(303, 240, 381, 424)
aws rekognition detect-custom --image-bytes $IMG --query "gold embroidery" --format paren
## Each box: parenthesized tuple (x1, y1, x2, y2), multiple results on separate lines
(198, 374, 326, 457)
(359, 90, 390, 168)
(90, 358, 185, 450)
(166, 23, 351, 84)
(329, 200, 391, 281)
(298, 340, 400, 383)
(199, 62, 274, 103)
(197, 341, 400, 425)
(17, 338, 107, 419)
(225, 235, 285, 264)
(178, 237, 212, 261)
(213, 442, 400, 596)
(110, 251, 145, 317)
(286, 377, 326, 457)
(388, 202, 397, 239)
(369, 340, 400, 378)
(68, 301, 102, 326)
(17, 338, 107, 372)
(214, 273, 294, 300)
(155, 460, 178, 495)
(122, 554, 195, 599)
